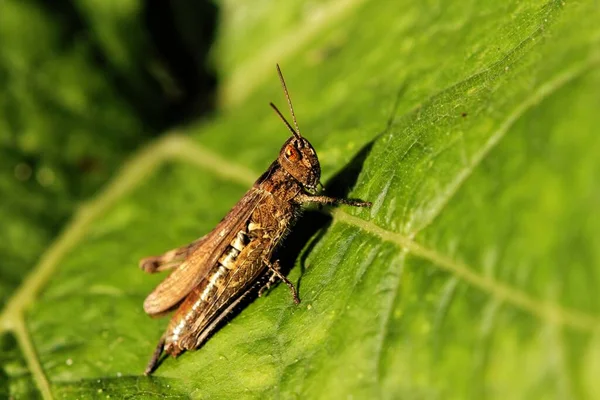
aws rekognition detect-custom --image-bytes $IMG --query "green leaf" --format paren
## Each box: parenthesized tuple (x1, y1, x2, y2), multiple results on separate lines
(0, 0, 151, 308)
(2, 0, 600, 398)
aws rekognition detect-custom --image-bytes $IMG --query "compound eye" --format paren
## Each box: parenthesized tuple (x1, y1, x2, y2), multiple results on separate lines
(285, 145, 300, 162)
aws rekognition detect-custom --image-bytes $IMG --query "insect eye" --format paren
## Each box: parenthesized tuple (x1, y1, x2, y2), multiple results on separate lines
(285, 145, 300, 161)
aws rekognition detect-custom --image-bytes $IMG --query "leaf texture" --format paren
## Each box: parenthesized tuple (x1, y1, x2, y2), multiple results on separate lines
(1, 0, 600, 398)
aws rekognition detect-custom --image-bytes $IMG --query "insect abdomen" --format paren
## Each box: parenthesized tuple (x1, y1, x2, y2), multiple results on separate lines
(165, 231, 249, 352)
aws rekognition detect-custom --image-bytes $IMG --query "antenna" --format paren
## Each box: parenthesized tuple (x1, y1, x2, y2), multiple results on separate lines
(270, 102, 300, 138)
(275, 64, 302, 137)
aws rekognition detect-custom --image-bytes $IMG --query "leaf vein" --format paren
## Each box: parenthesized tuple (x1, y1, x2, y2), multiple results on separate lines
(3, 54, 598, 390)
(412, 55, 600, 235)
(374, 251, 406, 392)
(14, 318, 53, 400)
(332, 210, 600, 332)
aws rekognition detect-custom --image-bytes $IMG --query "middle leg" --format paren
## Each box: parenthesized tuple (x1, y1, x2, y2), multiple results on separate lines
(262, 259, 300, 304)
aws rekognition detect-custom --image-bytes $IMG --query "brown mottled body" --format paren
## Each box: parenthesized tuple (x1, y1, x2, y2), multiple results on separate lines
(140, 65, 370, 375)
(163, 164, 301, 357)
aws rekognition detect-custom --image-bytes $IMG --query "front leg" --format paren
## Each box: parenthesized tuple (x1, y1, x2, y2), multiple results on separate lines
(263, 259, 300, 304)
(295, 193, 371, 208)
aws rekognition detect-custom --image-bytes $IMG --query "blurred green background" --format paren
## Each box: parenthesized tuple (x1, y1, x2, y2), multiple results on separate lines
(0, 0, 218, 303)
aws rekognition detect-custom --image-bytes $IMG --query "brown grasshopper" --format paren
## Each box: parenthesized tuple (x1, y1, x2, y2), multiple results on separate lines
(140, 65, 371, 375)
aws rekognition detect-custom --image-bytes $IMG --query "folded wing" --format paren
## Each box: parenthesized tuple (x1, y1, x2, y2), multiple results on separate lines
(143, 188, 268, 315)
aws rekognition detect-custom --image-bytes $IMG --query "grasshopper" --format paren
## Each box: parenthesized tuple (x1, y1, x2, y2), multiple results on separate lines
(140, 65, 370, 375)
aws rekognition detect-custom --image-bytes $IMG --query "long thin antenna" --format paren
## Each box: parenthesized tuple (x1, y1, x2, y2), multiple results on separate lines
(270, 102, 300, 138)
(276, 64, 302, 137)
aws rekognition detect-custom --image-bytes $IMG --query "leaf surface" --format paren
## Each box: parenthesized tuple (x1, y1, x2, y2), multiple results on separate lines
(1, 0, 600, 398)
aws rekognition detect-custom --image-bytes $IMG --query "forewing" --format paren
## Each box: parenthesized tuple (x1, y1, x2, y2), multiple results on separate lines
(143, 188, 268, 315)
